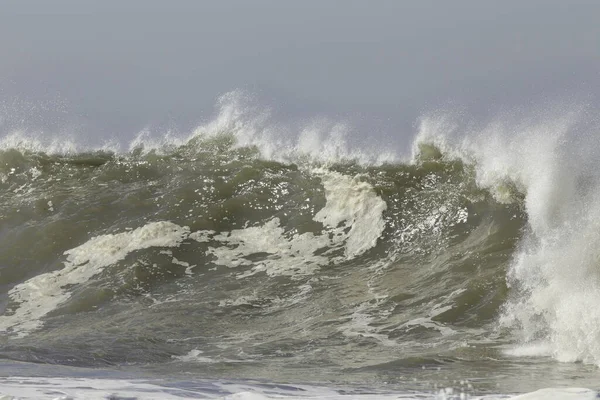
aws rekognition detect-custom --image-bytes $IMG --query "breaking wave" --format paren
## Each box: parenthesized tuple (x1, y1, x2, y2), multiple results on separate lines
(1, 92, 600, 387)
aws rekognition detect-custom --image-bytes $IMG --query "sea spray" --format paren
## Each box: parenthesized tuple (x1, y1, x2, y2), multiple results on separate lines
(415, 105, 600, 365)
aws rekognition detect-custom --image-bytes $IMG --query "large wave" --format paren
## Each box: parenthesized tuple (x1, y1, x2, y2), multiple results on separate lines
(1, 91, 600, 381)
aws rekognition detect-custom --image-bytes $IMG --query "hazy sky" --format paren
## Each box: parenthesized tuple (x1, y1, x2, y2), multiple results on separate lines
(2, 0, 600, 147)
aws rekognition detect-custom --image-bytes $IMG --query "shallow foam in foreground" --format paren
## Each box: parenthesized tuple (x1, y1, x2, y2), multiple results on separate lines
(0, 377, 597, 400)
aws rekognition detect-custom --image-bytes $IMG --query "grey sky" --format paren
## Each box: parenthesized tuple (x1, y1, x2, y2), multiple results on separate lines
(1, 0, 600, 148)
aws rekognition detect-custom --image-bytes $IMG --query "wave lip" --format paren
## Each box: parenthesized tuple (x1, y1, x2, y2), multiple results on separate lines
(415, 104, 600, 367)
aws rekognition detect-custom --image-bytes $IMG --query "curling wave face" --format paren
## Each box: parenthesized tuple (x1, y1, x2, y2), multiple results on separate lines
(1, 93, 600, 391)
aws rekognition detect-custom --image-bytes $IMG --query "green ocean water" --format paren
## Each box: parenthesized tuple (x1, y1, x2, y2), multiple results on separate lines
(1, 121, 600, 397)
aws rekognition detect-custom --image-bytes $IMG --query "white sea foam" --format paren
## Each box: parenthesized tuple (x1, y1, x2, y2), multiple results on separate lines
(0, 131, 80, 154)
(313, 169, 388, 258)
(510, 388, 598, 400)
(126, 90, 398, 165)
(0, 377, 213, 400)
(415, 105, 600, 366)
(0, 221, 190, 337)
(172, 349, 216, 363)
(0, 376, 595, 400)
(1, 90, 397, 166)
(208, 217, 331, 277)
(339, 299, 397, 347)
(205, 169, 387, 278)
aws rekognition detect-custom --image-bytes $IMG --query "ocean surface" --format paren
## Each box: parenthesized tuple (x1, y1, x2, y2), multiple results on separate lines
(2, 92, 600, 399)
